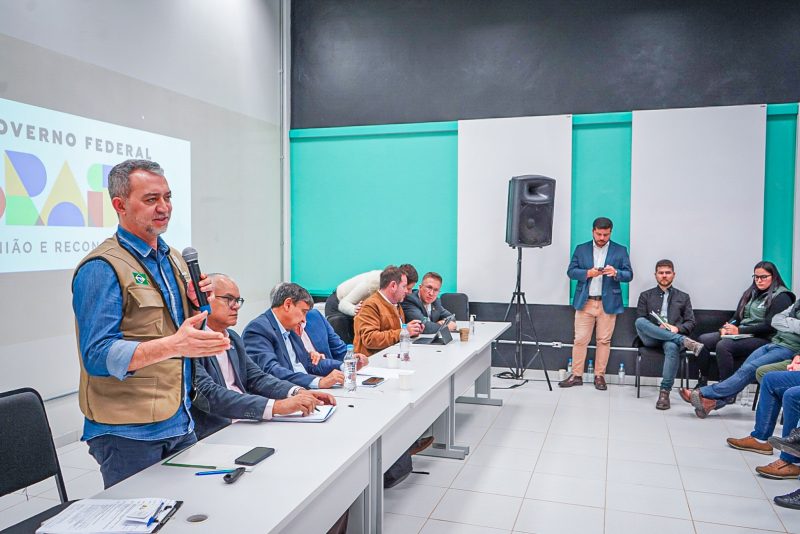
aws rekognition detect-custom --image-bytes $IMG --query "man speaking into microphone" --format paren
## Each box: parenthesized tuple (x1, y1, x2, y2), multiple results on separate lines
(72, 159, 229, 488)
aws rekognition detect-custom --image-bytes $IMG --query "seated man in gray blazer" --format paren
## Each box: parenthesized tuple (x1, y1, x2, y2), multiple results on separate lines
(191, 273, 335, 439)
(401, 272, 458, 334)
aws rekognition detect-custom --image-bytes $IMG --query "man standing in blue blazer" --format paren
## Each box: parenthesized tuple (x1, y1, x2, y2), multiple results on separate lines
(243, 283, 367, 389)
(192, 274, 335, 439)
(561, 217, 633, 390)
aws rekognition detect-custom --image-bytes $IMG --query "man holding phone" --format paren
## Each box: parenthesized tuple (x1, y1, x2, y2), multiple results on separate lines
(561, 217, 633, 390)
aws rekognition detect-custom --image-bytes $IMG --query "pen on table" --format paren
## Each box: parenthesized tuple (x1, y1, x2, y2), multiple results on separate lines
(146, 502, 165, 526)
(195, 469, 236, 476)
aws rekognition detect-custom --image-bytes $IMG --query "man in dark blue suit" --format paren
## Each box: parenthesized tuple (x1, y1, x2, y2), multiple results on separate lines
(561, 217, 633, 390)
(401, 272, 457, 334)
(191, 274, 335, 439)
(243, 283, 366, 389)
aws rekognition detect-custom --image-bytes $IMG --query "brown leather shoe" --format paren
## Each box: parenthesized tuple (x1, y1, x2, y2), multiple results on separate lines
(678, 388, 693, 404)
(690, 388, 717, 419)
(594, 375, 607, 391)
(727, 436, 774, 455)
(410, 436, 434, 455)
(558, 374, 583, 388)
(656, 389, 670, 410)
(756, 459, 800, 479)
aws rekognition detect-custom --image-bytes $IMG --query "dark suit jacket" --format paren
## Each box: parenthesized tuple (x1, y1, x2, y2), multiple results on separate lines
(191, 330, 295, 439)
(304, 309, 348, 361)
(567, 240, 633, 314)
(636, 286, 696, 335)
(401, 290, 455, 334)
(242, 309, 342, 388)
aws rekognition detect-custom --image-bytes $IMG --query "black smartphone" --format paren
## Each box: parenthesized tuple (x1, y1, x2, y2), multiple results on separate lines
(362, 377, 385, 387)
(235, 446, 275, 466)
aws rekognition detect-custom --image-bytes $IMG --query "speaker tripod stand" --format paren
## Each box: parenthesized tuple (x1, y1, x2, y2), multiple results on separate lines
(502, 247, 552, 390)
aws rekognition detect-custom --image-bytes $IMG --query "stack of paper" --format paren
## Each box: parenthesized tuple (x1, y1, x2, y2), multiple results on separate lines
(36, 498, 180, 534)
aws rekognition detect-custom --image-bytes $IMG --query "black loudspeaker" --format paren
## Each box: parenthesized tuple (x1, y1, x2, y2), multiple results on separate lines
(505, 175, 556, 248)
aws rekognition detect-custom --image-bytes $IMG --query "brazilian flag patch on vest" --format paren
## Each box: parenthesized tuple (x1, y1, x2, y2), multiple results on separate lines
(132, 272, 150, 285)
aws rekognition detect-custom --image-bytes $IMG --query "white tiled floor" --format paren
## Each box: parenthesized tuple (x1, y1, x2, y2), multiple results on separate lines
(386, 372, 800, 533)
(4, 371, 800, 533)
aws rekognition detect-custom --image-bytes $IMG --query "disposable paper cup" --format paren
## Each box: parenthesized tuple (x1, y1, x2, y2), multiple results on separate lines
(387, 353, 400, 369)
(558, 369, 567, 381)
(398, 370, 414, 390)
(459, 328, 470, 342)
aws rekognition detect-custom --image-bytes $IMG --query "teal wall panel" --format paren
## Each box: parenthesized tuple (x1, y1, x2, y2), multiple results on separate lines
(291, 105, 797, 303)
(570, 112, 633, 305)
(290, 122, 458, 295)
(764, 103, 797, 287)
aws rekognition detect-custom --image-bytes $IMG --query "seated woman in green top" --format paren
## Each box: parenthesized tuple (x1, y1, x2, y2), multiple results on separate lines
(695, 261, 795, 388)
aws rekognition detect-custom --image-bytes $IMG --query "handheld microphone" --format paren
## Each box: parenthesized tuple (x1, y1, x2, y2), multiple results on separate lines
(181, 247, 211, 320)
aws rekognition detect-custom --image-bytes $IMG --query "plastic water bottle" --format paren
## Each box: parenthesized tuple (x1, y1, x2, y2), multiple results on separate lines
(567, 357, 573, 374)
(399, 324, 411, 362)
(343, 344, 357, 392)
(618, 363, 625, 385)
(587, 359, 594, 382)
(470, 314, 476, 334)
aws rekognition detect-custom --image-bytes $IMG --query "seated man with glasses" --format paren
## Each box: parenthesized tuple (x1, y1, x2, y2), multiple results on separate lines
(243, 282, 366, 389)
(401, 271, 457, 334)
(191, 274, 335, 439)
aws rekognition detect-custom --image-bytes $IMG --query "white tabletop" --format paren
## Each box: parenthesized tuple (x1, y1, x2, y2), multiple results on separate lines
(93, 321, 510, 533)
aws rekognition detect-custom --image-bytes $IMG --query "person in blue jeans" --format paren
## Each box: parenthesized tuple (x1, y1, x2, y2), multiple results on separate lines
(633, 259, 704, 410)
(725, 362, 800, 480)
(681, 300, 800, 418)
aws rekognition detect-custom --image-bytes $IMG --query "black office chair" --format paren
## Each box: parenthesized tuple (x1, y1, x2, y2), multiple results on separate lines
(632, 337, 689, 398)
(324, 292, 355, 344)
(0, 388, 74, 533)
(441, 292, 469, 321)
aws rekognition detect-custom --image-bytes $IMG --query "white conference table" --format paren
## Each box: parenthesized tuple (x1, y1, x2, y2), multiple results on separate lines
(95, 321, 510, 533)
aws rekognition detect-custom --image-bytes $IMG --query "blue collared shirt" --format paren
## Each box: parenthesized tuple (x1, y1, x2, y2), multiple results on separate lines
(274, 316, 321, 389)
(72, 225, 194, 441)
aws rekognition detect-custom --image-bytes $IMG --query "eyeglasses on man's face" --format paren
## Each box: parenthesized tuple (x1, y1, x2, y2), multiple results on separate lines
(217, 295, 245, 308)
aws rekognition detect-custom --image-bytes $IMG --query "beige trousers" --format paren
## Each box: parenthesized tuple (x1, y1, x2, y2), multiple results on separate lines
(571, 299, 617, 376)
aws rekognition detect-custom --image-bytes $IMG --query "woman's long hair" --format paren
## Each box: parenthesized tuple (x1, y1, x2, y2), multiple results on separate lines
(735, 261, 787, 318)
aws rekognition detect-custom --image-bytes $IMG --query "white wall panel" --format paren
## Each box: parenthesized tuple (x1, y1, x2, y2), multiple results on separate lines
(630, 105, 766, 310)
(457, 115, 572, 304)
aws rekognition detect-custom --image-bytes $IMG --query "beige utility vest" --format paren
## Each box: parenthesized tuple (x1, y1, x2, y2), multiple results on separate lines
(74, 236, 192, 424)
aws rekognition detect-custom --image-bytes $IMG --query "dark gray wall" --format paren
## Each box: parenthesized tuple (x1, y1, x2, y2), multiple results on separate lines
(292, 0, 800, 128)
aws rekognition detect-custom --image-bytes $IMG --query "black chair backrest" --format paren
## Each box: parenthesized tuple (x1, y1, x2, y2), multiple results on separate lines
(441, 293, 469, 321)
(328, 315, 355, 345)
(0, 388, 68, 502)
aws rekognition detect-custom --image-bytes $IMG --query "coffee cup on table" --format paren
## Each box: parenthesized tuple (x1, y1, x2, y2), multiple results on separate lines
(459, 328, 470, 342)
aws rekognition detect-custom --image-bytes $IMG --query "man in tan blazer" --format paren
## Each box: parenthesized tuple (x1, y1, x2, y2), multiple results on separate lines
(353, 265, 424, 356)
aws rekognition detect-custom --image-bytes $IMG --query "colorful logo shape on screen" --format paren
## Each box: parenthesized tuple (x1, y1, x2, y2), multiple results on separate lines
(2, 150, 115, 227)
